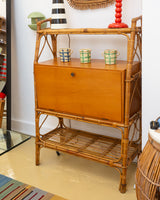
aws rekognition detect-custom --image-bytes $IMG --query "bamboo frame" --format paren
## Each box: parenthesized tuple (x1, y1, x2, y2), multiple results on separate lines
(34, 16, 142, 193)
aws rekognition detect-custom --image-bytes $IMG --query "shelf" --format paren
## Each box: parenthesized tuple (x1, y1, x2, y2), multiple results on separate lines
(40, 127, 139, 167)
(0, 41, 6, 45)
(0, 78, 6, 81)
(0, 53, 6, 57)
(0, 29, 6, 34)
(37, 27, 141, 35)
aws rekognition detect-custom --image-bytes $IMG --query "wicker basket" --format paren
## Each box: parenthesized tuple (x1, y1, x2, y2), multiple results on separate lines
(67, 0, 114, 10)
(136, 128, 160, 200)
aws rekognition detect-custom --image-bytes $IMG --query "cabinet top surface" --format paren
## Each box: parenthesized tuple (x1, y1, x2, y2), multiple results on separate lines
(37, 27, 141, 35)
(35, 58, 140, 72)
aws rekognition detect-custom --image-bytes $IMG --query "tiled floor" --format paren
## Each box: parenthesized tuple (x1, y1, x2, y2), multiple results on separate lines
(0, 137, 137, 200)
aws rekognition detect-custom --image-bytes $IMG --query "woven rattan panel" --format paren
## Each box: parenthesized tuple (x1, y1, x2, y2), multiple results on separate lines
(41, 127, 137, 165)
(67, 0, 114, 10)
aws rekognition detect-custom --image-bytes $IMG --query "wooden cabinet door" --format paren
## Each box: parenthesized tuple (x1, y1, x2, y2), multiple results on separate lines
(34, 65, 125, 122)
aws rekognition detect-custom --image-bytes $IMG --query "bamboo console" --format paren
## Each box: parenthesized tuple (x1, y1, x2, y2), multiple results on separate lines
(34, 16, 142, 193)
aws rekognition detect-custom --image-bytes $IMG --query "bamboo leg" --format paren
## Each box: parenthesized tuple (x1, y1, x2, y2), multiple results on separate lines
(36, 141, 40, 166)
(119, 18, 137, 193)
(119, 127, 129, 193)
(58, 117, 65, 144)
(35, 111, 41, 165)
(0, 100, 5, 128)
(59, 117, 64, 128)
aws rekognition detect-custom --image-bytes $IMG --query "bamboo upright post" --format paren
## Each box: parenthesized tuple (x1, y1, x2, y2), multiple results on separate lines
(119, 16, 138, 193)
(120, 16, 141, 193)
(35, 111, 41, 165)
(0, 100, 5, 128)
(51, 34, 57, 59)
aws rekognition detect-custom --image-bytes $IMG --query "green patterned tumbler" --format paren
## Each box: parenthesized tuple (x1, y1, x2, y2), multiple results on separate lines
(80, 49, 91, 63)
(103, 49, 120, 65)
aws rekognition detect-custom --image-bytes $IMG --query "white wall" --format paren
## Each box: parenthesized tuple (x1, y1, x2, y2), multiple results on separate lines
(142, 2, 160, 146)
(0, 0, 6, 17)
(11, 1, 143, 143)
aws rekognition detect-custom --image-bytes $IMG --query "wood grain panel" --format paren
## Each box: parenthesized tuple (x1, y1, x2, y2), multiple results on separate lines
(34, 63, 125, 122)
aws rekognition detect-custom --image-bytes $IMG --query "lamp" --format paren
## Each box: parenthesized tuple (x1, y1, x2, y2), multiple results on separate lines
(108, 0, 128, 28)
(51, 0, 68, 29)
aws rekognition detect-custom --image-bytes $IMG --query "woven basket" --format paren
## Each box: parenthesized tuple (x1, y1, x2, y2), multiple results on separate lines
(136, 129, 160, 200)
(67, 0, 114, 10)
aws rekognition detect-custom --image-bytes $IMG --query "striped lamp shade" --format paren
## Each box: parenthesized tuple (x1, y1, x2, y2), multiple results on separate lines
(51, 0, 67, 29)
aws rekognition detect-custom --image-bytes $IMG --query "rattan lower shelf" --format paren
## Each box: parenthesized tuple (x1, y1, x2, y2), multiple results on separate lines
(38, 127, 138, 168)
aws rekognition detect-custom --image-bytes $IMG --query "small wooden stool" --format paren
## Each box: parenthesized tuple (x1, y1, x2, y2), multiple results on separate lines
(0, 99, 5, 128)
(136, 128, 160, 200)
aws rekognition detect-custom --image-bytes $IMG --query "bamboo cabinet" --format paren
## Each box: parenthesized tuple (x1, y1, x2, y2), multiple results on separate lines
(34, 16, 142, 193)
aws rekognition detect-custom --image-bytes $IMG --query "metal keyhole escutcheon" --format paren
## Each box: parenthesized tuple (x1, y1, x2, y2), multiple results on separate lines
(71, 72, 75, 77)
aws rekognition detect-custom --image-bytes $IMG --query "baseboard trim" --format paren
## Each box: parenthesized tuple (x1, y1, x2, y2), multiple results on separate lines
(11, 119, 35, 136)
(11, 119, 58, 136)
(11, 118, 70, 136)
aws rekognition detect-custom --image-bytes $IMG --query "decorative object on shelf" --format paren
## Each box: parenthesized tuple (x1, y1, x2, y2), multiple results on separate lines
(51, 0, 67, 29)
(67, 0, 114, 10)
(28, 12, 46, 31)
(0, 47, 2, 54)
(136, 125, 160, 200)
(103, 49, 120, 64)
(59, 48, 72, 62)
(80, 49, 91, 63)
(0, 56, 6, 79)
(108, 0, 128, 28)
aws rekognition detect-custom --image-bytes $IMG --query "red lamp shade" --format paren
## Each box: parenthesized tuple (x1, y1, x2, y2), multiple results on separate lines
(108, 0, 128, 28)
